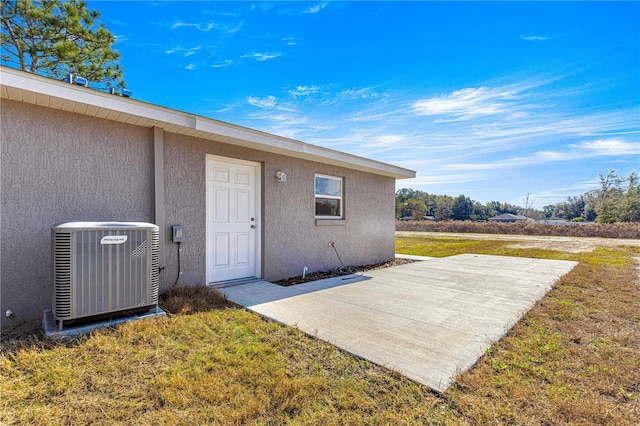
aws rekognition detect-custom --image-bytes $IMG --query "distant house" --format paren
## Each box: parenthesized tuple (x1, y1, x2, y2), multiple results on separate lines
(488, 213, 531, 223)
(541, 216, 569, 224)
(0, 67, 415, 329)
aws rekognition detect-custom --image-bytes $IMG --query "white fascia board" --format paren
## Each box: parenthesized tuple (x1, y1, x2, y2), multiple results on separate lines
(1, 67, 416, 179)
(1, 68, 196, 128)
(195, 116, 415, 178)
(1, 67, 195, 127)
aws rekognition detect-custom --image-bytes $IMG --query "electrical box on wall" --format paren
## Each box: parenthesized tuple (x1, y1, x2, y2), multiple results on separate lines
(172, 225, 183, 243)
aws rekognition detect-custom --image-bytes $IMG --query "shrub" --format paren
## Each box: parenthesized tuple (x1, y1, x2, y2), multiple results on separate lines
(396, 220, 640, 239)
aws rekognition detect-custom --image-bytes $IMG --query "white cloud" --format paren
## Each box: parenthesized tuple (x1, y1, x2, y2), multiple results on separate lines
(575, 138, 639, 155)
(165, 45, 202, 57)
(184, 63, 197, 71)
(242, 52, 281, 61)
(340, 87, 380, 100)
(211, 59, 233, 68)
(171, 21, 215, 31)
(303, 3, 327, 14)
(527, 178, 603, 208)
(246, 96, 296, 113)
(446, 137, 639, 171)
(347, 109, 402, 122)
(247, 95, 278, 109)
(521, 34, 548, 41)
(289, 85, 319, 97)
(376, 134, 405, 145)
(223, 22, 243, 34)
(412, 87, 516, 117)
(399, 173, 489, 187)
(225, 72, 636, 206)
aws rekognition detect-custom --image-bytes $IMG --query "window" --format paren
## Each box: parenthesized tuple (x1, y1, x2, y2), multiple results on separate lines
(315, 174, 343, 218)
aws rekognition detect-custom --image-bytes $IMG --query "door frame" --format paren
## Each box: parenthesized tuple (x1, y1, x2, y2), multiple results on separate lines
(205, 154, 262, 283)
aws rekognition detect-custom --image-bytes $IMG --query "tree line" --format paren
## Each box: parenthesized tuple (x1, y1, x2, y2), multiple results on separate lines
(397, 170, 640, 223)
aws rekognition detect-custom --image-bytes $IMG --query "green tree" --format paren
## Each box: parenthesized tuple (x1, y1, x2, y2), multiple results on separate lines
(405, 198, 426, 220)
(542, 204, 555, 218)
(452, 195, 473, 220)
(582, 195, 598, 222)
(621, 171, 640, 222)
(395, 188, 416, 203)
(488, 201, 519, 215)
(434, 195, 454, 220)
(471, 202, 490, 221)
(395, 198, 404, 219)
(1, 0, 124, 88)
(594, 170, 625, 224)
(555, 196, 586, 220)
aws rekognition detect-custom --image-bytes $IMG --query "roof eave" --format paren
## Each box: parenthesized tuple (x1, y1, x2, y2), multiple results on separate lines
(0, 67, 416, 180)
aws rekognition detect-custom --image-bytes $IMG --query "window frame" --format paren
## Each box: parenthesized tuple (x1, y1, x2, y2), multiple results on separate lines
(314, 174, 343, 219)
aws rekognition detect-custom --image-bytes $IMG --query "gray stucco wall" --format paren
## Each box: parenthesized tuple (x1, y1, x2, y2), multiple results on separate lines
(163, 133, 396, 285)
(1, 98, 396, 329)
(1, 99, 154, 329)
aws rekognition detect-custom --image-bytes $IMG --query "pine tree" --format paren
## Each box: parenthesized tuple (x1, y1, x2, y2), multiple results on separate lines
(1, 0, 124, 88)
(621, 171, 640, 222)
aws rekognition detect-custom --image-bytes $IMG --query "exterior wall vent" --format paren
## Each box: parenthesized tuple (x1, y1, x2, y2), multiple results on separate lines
(51, 222, 159, 329)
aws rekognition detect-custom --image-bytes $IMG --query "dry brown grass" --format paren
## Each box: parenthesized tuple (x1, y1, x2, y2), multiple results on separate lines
(159, 285, 232, 314)
(449, 256, 640, 425)
(1, 238, 639, 425)
(397, 220, 640, 239)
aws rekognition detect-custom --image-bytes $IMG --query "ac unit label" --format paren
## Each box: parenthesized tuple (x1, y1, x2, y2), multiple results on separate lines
(100, 235, 128, 245)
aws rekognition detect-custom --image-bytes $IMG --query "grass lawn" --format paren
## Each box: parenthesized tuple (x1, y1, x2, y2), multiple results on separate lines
(2, 235, 639, 425)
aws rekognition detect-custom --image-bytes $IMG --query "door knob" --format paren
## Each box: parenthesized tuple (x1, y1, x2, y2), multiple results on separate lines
(251, 225, 256, 229)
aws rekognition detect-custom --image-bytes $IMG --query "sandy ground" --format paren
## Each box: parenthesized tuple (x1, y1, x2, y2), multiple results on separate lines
(397, 231, 640, 285)
(396, 231, 640, 285)
(395, 231, 640, 253)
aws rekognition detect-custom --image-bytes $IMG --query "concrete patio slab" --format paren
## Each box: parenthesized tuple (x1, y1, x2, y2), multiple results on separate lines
(221, 254, 577, 392)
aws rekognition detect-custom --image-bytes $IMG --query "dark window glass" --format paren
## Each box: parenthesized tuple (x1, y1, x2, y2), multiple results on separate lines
(315, 198, 341, 217)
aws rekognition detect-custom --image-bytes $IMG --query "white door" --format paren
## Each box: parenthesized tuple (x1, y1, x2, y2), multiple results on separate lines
(206, 155, 261, 283)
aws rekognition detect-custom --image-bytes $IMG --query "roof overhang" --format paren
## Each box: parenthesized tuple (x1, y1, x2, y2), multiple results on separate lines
(0, 67, 415, 179)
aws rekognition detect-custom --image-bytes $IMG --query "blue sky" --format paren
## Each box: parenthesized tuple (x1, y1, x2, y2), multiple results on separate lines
(90, 1, 639, 209)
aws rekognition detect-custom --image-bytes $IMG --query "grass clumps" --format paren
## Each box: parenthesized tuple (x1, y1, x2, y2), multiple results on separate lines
(1, 287, 448, 425)
(395, 234, 575, 261)
(2, 236, 639, 425)
(160, 285, 232, 315)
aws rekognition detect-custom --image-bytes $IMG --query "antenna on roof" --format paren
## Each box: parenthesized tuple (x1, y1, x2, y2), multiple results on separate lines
(66, 73, 132, 98)
(65, 73, 88, 87)
(74, 76, 88, 87)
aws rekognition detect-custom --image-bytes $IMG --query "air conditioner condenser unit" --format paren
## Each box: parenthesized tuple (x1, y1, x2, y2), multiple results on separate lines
(52, 221, 159, 329)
